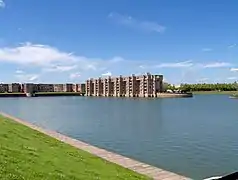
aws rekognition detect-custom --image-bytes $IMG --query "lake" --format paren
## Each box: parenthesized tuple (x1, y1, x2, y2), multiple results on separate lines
(0, 95, 238, 179)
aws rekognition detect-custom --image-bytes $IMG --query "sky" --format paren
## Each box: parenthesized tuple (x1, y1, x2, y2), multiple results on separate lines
(0, 0, 238, 84)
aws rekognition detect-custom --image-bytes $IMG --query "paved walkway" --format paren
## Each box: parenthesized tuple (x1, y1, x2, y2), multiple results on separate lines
(0, 112, 191, 180)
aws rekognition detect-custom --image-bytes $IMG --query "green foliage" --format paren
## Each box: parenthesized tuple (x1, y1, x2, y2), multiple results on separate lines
(179, 82, 238, 92)
(167, 84, 177, 91)
(0, 116, 150, 180)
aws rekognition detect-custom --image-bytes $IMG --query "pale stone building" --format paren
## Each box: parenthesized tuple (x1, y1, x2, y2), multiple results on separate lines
(85, 73, 163, 97)
(0, 84, 9, 93)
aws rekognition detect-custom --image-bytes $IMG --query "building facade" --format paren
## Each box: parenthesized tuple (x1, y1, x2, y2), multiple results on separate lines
(36, 84, 54, 92)
(63, 83, 73, 92)
(0, 84, 9, 93)
(85, 73, 163, 97)
(23, 83, 35, 93)
(8, 83, 21, 93)
(53, 84, 64, 92)
(0, 83, 86, 94)
(77, 84, 86, 93)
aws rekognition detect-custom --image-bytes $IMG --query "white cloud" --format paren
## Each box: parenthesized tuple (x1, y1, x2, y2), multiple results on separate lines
(139, 65, 146, 69)
(15, 74, 39, 82)
(69, 72, 81, 79)
(138, 61, 233, 70)
(230, 68, 238, 72)
(156, 60, 193, 68)
(0, 0, 5, 8)
(202, 62, 232, 68)
(29, 75, 39, 81)
(109, 56, 124, 63)
(15, 70, 24, 74)
(17, 28, 23, 32)
(227, 77, 237, 80)
(1, 42, 237, 84)
(108, 12, 165, 33)
(228, 44, 237, 48)
(44, 65, 78, 72)
(0, 42, 102, 73)
(198, 78, 209, 82)
(85, 64, 97, 70)
(102, 71, 112, 76)
(0, 42, 76, 66)
(202, 48, 213, 52)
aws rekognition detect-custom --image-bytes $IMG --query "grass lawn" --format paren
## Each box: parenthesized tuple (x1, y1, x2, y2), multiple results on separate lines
(192, 91, 237, 95)
(0, 115, 150, 180)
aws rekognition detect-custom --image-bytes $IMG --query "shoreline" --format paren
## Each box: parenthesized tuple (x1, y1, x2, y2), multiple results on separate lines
(0, 92, 193, 98)
(157, 93, 193, 98)
(192, 91, 237, 95)
(0, 92, 84, 97)
(0, 112, 190, 180)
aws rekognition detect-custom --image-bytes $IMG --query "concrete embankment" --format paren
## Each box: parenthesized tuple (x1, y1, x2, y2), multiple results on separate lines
(157, 93, 193, 98)
(0, 92, 85, 98)
(0, 93, 26, 97)
(0, 112, 190, 180)
(229, 95, 238, 99)
(0, 92, 193, 99)
(34, 92, 84, 97)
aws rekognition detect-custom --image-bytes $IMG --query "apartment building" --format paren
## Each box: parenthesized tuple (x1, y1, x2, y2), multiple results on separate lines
(72, 84, 78, 92)
(23, 83, 35, 93)
(36, 84, 54, 92)
(8, 83, 21, 93)
(112, 75, 125, 97)
(0, 84, 9, 93)
(86, 78, 94, 96)
(78, 83, 86, 93)
(141, 73, 164, 96)
(63, 83, 73, 92)
(22, 83, 86, 93)
(85, 73, 163, 97)
(72, 84, 85, 93)
(102, 77, 113, 96)
(53, 84, 64, 92)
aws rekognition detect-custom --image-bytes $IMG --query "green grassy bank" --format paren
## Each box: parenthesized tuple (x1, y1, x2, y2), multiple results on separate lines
(0, 115, 149, 180)
(192, 91, 237, 95)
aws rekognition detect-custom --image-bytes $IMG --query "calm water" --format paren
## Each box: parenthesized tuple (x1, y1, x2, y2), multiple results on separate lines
(0, 95, 238, 179)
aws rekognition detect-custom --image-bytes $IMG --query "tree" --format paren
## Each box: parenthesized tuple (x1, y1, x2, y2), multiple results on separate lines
(179, 83, 238, 92)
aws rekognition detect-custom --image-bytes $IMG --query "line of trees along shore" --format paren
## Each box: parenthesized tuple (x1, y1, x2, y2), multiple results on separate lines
(167, 82, 238, 92)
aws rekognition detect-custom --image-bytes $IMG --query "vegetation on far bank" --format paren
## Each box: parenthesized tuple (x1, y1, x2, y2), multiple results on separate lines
(0, 115, 149, 180)
(167, 83, 238, 93)
(192, 91, 238, 95)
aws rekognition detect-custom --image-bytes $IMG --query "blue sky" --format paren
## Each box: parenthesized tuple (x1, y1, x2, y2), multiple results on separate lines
(0, 0, 238, 84)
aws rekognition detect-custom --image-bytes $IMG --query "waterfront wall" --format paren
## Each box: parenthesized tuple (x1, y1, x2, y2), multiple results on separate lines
(157, 93, 193, 98)
(35, 92, 85, 97)
(0, 93, 26, 97)
(0, 92, 193, 98)
(0, 92, 86, 98)
(85, 92, 193, 98)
